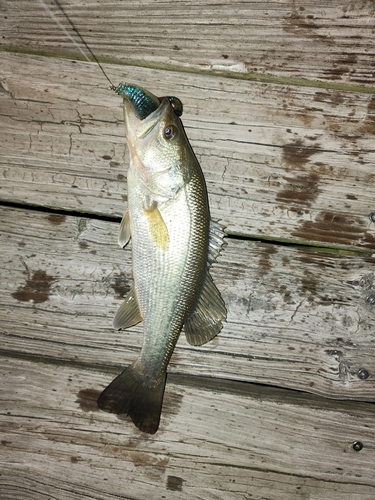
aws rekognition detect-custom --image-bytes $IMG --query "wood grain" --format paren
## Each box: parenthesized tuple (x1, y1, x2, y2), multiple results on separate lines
(1, 0, 375, 88)
(1, 1, 375, 496)
(2, 356, 375, 499)
(1, 53, 375, 250)
(2, 206, 375, 401)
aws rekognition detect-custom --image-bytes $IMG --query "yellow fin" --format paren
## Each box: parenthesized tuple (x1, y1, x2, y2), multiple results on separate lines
(143, 202, 169, 251)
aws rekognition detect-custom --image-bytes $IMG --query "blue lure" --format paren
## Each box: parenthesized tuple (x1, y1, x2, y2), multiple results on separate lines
(115, 83, 183, 120)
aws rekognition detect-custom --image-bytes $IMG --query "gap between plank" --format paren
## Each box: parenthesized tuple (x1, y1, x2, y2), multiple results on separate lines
(2, 200, 371, 257)
(1, 347, 374, 416)
(1, 45, 375, 96)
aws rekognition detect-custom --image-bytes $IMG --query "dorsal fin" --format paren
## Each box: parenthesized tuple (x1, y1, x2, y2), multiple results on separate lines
(208, 219, 226, 266)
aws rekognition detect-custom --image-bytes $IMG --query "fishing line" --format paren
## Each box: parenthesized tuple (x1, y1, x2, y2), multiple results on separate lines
(40, 0, 116, 89)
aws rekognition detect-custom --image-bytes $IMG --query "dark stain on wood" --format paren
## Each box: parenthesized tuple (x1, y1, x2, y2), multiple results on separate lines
(279, 284, 293, 303)
(131, 452, 169, 471)
(313, 91, 345, 107)
(322, 53, 360, 83)
(76, 388, 102, 412)
(47, 214, 66, 225)
(258, 244, 277, 270)
(11, 270, 55, 304)
(368, 95, 375, 116)
(359, 95, 375, 135)
(322, 66, 351, 81)
(298, 251, 336, 270)
(281, 139, 320, 169)
(276, 172, 320, 205)
(363, 230, 375, 248)
(79, 241, 89, 250)
(292, 211, 375, 248)
(109, 273, 130, 299)
(166, 475, 185, 492)
(163, 388, 184, 418)
(299, 276, 319, 299)
(283, 9, 332, 45)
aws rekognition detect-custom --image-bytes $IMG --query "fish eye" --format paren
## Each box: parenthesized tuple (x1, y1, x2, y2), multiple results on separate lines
(164, 125, 176, 140)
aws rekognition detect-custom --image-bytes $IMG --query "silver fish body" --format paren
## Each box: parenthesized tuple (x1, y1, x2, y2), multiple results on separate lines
(98, 85, 226, 433)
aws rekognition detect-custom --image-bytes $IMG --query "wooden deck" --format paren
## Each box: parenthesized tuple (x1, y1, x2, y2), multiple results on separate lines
(1, 1, 375, 498)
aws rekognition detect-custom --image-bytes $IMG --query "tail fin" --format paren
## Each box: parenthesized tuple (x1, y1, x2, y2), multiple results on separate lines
(97, 364, 166, 434)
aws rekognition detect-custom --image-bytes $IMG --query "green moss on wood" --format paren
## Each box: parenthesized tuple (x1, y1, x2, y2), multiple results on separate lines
(1, 44, 375, 95)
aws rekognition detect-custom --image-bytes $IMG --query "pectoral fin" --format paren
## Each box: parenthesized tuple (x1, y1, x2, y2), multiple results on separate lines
(184, 272, 226, 346)
(143, 202, 169, 251)
(113, 285, 143, 330)
(118, 210, 131, 248)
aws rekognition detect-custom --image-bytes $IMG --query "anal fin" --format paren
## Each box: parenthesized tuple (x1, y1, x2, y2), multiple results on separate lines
(184, 272, 226, 346)
(113, 285, 143, 330)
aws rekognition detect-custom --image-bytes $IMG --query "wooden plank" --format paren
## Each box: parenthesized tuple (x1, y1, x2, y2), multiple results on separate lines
(2, 205, 375, 401)
(1, 53, 375, 250)
(1, 356, 375, 499)
(1, 0, 375, 88)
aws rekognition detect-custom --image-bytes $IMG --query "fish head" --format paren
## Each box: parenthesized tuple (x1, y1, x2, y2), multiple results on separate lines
(117, 84, 189, 201)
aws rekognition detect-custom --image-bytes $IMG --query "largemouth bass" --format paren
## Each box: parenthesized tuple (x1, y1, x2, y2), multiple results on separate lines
(97, 84, 226, 434)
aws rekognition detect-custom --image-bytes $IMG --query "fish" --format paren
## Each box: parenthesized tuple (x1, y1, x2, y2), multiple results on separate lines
(97, 83, 226, 434)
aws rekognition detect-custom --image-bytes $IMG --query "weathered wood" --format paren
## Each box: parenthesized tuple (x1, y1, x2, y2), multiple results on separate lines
(1, 2, 375, 494)
(1, 356, 375, 499)
(1, 0, 375, 88)
(2, 206, 375, 401)
(1, 53, 375, 250)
